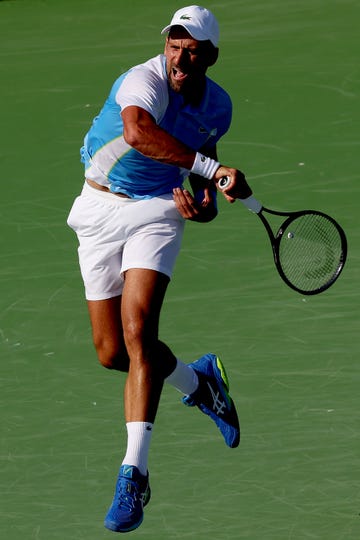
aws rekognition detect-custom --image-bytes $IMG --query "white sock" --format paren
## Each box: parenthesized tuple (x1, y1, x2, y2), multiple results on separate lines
(122, 422, 153, 476)
(165, 359, 199, 395)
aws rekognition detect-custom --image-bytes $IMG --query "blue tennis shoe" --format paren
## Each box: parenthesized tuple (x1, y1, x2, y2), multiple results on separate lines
(104, 464, 151, 533)
(183, 353, 240, 448)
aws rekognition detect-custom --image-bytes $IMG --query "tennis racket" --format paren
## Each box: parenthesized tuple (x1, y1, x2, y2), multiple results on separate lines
(219, 177, 347, 295)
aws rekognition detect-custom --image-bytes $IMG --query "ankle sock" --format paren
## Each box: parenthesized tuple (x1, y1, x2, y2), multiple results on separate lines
(122, 421, 153, 476)
(165, 359, 199, 395)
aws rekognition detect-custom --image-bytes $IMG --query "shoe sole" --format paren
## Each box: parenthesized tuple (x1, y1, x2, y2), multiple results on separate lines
(104, 514, 143, 532)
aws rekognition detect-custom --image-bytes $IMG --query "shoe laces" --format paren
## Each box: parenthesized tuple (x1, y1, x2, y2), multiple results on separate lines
(117, 477, 142, 511)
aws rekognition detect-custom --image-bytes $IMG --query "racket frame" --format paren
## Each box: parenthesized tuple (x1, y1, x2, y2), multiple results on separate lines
(218, 176, 347, 294)
(258, 207, 348, 295)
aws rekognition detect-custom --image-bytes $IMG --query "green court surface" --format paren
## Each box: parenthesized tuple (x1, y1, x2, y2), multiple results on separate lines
(1, 0, 359, 538)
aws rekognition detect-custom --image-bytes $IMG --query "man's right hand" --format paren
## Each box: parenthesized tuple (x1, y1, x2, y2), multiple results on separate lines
(213, 166, 252, 203)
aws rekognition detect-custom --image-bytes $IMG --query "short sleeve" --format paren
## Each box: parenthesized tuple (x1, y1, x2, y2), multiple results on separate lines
(115, 65, 168, 124)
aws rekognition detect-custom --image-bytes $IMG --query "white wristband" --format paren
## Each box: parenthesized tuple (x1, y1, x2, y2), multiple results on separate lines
(190, 152, 220, 180)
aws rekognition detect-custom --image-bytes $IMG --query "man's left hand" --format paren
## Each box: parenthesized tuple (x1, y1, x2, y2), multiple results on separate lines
(173, 187, 217, 222)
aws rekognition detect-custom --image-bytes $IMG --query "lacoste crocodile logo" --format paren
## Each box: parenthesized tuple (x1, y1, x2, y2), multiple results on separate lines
(199, 127, 218, 137)
(180, 14, 191, 20)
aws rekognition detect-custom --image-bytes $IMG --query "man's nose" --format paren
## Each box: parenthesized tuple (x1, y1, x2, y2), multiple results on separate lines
(174, 48, 188, 66)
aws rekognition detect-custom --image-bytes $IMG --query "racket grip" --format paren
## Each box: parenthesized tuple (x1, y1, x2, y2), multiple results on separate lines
(218, 176, 262, 213)
(239, 195, 262, 213)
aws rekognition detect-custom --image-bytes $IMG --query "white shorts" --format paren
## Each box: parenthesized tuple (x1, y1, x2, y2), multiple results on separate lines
(67, 182, 185, 300)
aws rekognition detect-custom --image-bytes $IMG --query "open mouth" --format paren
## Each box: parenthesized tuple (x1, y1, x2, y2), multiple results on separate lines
(172, 67, 188, 81)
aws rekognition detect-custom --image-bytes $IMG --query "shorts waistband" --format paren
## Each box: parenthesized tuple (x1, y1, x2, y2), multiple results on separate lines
(83, 180, 134, 204)
(85, 179, 130, 198)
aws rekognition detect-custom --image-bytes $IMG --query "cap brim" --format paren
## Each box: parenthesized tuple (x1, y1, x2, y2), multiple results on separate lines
(161, 23, 197, 38)
(161, 24, 172, 35)
(160, 23, 209, 43)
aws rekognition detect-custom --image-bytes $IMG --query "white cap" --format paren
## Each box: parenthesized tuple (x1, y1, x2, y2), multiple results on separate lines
(161, 5, 219, 47)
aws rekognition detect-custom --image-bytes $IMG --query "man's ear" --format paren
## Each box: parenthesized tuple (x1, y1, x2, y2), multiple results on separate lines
(207, 47, 219, 67)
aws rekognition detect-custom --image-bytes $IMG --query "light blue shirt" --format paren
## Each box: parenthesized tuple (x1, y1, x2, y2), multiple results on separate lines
(81, 55, 232, 199)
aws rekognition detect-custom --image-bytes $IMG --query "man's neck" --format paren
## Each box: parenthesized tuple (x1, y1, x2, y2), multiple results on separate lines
(182, 77, 206, 106)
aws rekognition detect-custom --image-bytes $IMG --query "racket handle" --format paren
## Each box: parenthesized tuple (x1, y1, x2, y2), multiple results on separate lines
(218, 176, 262, 213)
(239, 195, 262, 213)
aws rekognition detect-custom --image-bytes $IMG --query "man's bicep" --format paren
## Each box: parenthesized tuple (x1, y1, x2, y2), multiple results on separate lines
(121, 105, 156, 128)
(121, 106, 157, 147)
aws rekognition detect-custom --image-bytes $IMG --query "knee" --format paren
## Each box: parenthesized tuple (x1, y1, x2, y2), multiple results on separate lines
(122, 319, 143, 349)
(122, 319, 157, 360)
(93, 337, 129, 372)
(123, 322, 167, 373)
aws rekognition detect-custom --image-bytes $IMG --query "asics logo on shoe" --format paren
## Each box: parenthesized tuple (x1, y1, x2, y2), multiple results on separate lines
(207, 382, 227, 415)
(140, 488, 149, 506)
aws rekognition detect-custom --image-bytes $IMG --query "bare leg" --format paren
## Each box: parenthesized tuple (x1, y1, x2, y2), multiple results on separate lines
(121, 268, 175, 423)
(87, 295, 177, 378)
(87, 297, 129, 371)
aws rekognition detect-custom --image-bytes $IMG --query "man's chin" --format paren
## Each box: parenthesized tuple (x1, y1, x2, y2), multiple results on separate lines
(169, 81, 182, 93)
(169, 75, 190, 94)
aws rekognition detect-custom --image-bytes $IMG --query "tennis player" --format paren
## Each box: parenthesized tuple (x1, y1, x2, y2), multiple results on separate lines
(67, 5, 252, 533)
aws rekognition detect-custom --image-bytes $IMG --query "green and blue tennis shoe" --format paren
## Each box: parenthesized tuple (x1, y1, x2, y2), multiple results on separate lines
(183, 353, 240, 448)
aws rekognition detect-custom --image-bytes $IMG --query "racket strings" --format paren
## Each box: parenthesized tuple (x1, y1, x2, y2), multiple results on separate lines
(278, 214, 343, 292)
